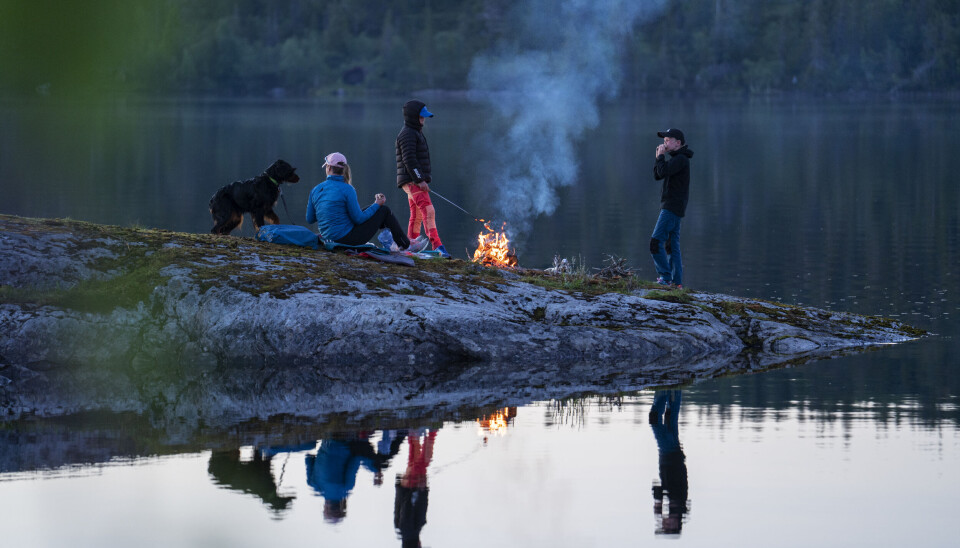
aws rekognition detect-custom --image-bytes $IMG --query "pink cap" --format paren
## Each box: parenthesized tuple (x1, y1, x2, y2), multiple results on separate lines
(323, 152, 348, 167)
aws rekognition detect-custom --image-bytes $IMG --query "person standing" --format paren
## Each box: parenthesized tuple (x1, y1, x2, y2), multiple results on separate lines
(650, 128, 694, 289)
(396, 99, 450, 258)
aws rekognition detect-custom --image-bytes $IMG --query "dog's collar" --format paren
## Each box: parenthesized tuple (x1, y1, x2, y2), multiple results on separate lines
(268, 176, 280, 185)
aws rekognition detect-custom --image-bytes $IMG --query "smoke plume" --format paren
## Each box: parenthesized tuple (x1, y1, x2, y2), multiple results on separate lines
(468, 0, 665, 239)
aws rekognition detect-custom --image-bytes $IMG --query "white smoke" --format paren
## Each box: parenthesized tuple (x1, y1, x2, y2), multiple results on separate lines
(468, 0, 665, 238)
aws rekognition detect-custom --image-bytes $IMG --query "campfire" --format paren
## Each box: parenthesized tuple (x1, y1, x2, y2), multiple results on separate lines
(472, 221, 519, 268)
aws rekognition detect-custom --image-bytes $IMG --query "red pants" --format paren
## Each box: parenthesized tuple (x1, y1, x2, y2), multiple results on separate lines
(402, 183, 442, 248)
(400, 430, 437, 489)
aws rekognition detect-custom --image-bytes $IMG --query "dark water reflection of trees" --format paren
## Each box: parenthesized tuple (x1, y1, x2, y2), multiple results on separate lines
(3, 358, 954, 478)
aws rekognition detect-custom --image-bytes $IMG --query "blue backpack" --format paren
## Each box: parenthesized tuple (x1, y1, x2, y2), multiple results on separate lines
(256, 225, 320, 250)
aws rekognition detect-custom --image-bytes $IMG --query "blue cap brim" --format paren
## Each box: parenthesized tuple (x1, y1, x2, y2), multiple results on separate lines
(419, 106, 434, 118)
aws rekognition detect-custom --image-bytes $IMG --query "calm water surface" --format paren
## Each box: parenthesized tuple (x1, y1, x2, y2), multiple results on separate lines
(1, 96, 958, 546)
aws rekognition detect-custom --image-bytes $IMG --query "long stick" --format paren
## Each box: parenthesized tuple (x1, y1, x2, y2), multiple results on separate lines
(430, 189, 479, 220)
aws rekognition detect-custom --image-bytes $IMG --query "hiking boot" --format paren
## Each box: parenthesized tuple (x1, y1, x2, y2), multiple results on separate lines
(434, 244, 451, 258)
(404, 235, 429, 253)
(674, 284, 683, 290)
(656, 277, 671, 286)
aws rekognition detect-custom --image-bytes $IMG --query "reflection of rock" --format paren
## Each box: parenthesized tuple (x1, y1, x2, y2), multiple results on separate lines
(0, 412, 147, 474)
(0, 412, 413, 477)
(0, 215, 923, 422)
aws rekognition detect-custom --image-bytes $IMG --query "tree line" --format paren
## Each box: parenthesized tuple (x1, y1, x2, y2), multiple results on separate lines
(2, 0, 958, 97)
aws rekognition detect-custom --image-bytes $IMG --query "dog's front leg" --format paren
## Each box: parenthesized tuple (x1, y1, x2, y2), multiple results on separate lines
(252, 211, 267, 231)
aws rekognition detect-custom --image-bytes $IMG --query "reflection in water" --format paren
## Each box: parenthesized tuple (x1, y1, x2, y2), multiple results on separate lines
(3, 391, 960, 546)
(208, 447, 300, 513)
(477, 407, 517, 442)
(395, 429, 437, 548)
(649, 390, 689, 536)
(305, 431, 406, 523)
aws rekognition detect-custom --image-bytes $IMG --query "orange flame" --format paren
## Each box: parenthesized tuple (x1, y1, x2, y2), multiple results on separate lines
(472, 222, 519, 268)
(476, 407, 516, 436)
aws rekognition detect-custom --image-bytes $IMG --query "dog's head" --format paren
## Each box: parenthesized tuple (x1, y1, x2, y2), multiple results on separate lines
(265, 159, 300, 183)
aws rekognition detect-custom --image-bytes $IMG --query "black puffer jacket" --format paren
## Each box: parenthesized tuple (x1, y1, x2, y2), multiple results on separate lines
(396, 100, 431, 187)
(653, 145, 694, 217)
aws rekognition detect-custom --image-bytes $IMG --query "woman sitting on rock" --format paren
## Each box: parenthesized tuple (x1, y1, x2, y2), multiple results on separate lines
(306, 152, 427, 252)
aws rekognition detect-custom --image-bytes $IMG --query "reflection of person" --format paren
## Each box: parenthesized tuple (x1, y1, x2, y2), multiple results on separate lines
(396, 100, 449, 258)
(306, 431, 406, 523)
(651, 128, 694, 289)
(649, 390, 689, 535)
(375, 429, 408, 486)
(394, 429, 437, 548)
(307, 152, 423, 251)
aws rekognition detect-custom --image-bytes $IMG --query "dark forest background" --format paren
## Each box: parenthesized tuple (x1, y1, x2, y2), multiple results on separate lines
(2, 0, 959, 97)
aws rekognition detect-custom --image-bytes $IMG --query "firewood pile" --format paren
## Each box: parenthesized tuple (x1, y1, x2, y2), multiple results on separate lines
(593, 254, 634, 279)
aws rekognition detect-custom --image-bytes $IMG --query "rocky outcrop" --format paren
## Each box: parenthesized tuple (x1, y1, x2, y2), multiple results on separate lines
(0, 215, 923, 423)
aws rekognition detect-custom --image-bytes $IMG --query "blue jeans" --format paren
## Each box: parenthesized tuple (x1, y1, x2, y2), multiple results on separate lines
(650, 209, 682, 285)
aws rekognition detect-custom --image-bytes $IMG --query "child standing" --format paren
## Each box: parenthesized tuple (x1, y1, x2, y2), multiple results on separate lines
(396, 99, 449, 258)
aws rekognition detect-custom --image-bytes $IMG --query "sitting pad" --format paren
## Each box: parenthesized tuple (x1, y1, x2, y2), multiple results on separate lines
(322, 240, 415, 266)
(322, 241, 381, 253)
(412, 250, 448, 259)
(357, 251, 415, 266)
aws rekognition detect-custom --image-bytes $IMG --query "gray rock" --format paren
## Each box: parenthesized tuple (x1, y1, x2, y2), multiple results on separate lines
(0, 215, 923, 423)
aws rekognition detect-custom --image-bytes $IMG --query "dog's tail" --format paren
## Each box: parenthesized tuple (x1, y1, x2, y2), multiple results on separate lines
(209, 184, 243, 235)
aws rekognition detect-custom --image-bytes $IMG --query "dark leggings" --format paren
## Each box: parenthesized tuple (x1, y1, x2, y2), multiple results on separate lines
(336, 205, 410, 248)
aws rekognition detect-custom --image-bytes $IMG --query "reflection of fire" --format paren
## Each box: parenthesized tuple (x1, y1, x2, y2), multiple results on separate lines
(476, 407, 517, 436)
(472, 222, 519, 268)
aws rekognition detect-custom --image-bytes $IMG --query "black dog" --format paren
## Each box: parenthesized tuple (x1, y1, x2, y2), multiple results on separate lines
(209, 159, 300, 235)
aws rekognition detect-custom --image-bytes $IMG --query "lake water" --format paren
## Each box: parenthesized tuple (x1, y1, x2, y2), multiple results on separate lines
(1, 95, 959, 546)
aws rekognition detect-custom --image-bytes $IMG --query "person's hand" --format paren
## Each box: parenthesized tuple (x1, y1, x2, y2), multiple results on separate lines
(417, 182, 430, 192)
(656, 144, 666, 157)
(375, 193, 386, 205)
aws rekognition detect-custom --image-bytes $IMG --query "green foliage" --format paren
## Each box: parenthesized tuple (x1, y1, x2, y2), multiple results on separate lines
(0, 0, 145, 94)
(643, 286, 693, 304)
(0, 254, 168, 314)
(2, 0, 959, 97)
(518, 265, 649, 296)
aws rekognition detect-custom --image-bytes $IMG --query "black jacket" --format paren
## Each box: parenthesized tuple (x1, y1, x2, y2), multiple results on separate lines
(653, 146, 694, 217)
(396, 100, 432, 187)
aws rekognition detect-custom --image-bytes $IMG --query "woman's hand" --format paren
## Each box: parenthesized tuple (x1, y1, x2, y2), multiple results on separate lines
(375, 193, 386, 205)
(417, 182, 430, 192)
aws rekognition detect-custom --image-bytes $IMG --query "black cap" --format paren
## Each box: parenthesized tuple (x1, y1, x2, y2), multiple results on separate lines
(657, 128, 685, 144)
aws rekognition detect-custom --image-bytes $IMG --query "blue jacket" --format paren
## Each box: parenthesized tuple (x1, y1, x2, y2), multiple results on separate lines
(304, 439, 379, 502)
(306, 175, 380, 242)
